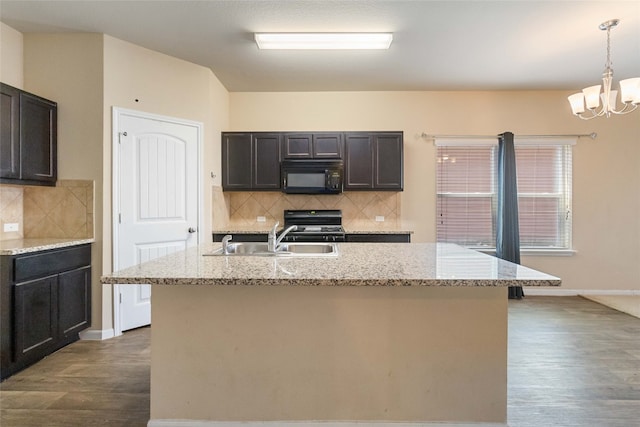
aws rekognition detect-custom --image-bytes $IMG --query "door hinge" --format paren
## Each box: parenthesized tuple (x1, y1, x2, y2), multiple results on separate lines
(118, 213, 122, 224)
(119, 293, 122, 304)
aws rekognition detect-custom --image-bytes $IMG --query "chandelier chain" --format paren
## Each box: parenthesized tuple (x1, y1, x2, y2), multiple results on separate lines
(606, 25, 612, 70)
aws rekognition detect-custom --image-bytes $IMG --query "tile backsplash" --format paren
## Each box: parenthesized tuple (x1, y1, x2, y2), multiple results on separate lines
(0, 180, 94, 241)
(0, 186, 24, 240)
(214, 189, 401, 230)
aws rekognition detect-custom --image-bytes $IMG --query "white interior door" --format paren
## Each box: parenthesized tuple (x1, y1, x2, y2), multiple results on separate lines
(115, 109, 200, 332)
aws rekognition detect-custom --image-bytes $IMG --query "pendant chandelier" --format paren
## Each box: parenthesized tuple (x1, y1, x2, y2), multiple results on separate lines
(568, 19, 640, 120)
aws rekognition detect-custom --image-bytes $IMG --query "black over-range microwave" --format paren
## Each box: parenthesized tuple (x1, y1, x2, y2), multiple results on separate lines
(281, 160, 343, 194)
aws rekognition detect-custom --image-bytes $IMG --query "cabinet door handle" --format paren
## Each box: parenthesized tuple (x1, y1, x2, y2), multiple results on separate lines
(188, 227, 197, 233)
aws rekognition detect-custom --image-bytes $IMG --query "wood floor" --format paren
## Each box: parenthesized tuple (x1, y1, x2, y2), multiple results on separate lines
(1, 296, 639, 427)
(508, 296, 640, 427)
(0, 326, 150, 426)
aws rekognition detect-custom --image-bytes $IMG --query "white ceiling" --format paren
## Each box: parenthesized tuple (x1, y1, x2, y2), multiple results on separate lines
(1, 1, 639, 92)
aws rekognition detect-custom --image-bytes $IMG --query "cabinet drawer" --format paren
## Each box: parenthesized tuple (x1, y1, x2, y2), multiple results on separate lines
(14, 245, 91, 282)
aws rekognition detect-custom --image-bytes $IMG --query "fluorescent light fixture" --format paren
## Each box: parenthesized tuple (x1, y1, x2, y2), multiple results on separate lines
(254, 33, 393, 50)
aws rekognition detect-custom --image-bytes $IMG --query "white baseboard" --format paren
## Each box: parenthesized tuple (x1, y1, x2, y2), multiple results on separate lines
(148, 421, 507, 427)
(79, 328, 115, 340)
(524, 288, 640, 296)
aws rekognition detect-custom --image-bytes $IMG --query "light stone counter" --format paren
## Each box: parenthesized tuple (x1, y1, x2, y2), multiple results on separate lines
(0, 238, 95, 255)
(213, 227, 414, 235)
(212, 226, 272, 234)
(101, 242, 559, 287)
(105, 242, 558, 427)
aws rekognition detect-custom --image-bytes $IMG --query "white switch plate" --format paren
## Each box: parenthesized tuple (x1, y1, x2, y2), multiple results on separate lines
(257, 216, 266, 222)
(375, 216, 385, 222)
(3, 222, 19, 232)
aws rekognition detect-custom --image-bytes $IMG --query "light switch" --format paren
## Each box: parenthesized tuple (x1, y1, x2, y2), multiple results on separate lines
(375, 216, 385, 222)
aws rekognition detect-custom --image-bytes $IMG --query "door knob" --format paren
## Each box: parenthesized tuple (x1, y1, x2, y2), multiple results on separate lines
(188, 227, 197, 233)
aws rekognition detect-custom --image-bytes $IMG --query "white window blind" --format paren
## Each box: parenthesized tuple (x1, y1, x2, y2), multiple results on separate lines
(436, 137, 573, 251)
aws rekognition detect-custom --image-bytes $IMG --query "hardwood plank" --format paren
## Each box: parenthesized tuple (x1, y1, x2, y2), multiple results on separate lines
(1, 298, 639, 427)
(507, 296, 640, 427)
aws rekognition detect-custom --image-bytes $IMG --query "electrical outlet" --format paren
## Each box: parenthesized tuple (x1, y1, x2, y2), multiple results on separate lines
(375, 216, 385, 222)
(3, 222, 19, 232)
(257, 216, 266, 222)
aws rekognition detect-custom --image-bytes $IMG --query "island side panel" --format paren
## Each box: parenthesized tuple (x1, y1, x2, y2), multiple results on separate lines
(150, 285, 508, 423)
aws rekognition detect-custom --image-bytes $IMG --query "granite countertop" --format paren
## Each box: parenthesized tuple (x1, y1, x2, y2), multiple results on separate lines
(213, 227, 273, 234)
(101, 242, 560, 288)
(0, 238, 95, 256)
(213, 227, 414, 235)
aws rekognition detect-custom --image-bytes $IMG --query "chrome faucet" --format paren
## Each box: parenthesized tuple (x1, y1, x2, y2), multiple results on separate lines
(221, 234, 233, 255)
(268, 221, 297, 252)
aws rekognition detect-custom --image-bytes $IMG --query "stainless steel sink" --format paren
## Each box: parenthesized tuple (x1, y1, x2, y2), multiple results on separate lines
(204, 242, 338, 257)
(226, 242, 270, 255)
(278, 242, 338, 256)
(203, 242, 273, 256)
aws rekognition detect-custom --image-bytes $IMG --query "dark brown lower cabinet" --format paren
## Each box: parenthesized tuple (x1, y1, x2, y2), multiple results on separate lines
(345, 233, 411, 243)
(1, 244, 91, 381)
(213, 233, 411, 243)
(213, 233, 268, 242)
(14, 276, 58, 365)
(58, 267, 92, 341)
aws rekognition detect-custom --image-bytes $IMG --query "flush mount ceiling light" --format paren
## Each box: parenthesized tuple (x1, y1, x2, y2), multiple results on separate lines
(568, 19, 640, 120)
(254, 33, 393, 50)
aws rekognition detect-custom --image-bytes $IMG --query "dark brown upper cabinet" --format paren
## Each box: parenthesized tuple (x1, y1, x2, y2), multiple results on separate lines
(1, 84, 20, 180)
(222, 132, 281, 191)
(222, 131, 402, 192)
(283, 132, 343, 159)
(0, 83, 57, 186)
(374, 133, 404, 189)
(344, 132, 403, 191)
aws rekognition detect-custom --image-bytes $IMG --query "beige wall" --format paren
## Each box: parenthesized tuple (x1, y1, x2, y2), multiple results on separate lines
(152, 285, 508, 423)
(103, 35, 229, 250)
(4, 21, 638, 337)
(0, 22, 23, 88)
(102, 35, 229, 331)
(23, 32, 106, 329)
(230, 91, 640, 292)
(13, 32, 229, 334)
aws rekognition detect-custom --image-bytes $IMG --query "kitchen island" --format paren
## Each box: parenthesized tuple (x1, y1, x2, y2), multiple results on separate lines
(102, 243, 560, 427)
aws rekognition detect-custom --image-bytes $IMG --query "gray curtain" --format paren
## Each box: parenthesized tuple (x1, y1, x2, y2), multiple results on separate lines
(496, 132, 524, 299)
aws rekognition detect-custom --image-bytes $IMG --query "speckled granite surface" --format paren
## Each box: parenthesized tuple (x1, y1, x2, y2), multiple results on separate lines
(102, 242, 560, 287)
(213, 229, 270, 235)
(213, 228, 413, 235)
(0, 238, 95, 255)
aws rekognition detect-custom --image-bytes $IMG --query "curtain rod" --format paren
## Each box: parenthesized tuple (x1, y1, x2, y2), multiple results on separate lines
(421, 132, 597, 140)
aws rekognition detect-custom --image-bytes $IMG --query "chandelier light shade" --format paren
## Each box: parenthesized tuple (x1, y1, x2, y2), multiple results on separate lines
(568, 19, 640, 120)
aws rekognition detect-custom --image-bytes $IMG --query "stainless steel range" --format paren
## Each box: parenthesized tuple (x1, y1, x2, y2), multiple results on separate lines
(281, 209, 345, 242)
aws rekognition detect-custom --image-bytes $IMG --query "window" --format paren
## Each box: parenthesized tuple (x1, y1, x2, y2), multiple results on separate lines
(436, 138, 573, 252)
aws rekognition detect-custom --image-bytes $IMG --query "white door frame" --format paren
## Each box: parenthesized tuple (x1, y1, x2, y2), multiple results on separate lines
(111, 107, 203, 337)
